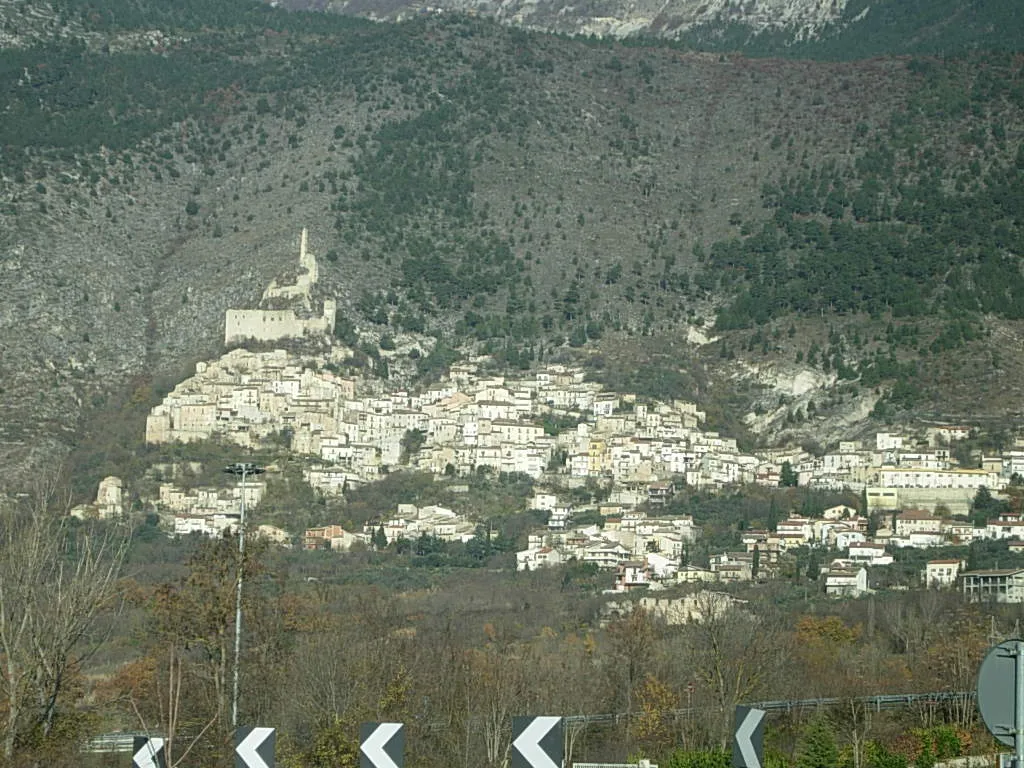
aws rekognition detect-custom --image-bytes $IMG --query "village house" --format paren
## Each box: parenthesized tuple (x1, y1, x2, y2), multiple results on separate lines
(71, 476, 126, 520)
(676, 565, 718, 583)
(581, 540, 633, 569)
(923, 559, 963, 588)
(303, 525, 363, 551)
(547, 505, 572, 530)
(947, 522, 979, 543)
(776, 517, 814, 545)
(986, 519, 1024, 540)
(847, 542, 892, 566)
(516, 546, 565, 571)
(877, 432, 905, 451)
(647, 481, 676, 505)
(833, 529, 866, 550)
(905, 530, 948, 548)
(893, 450, 950, 470)
(741, 530, 769, 553)
(531, 492, 558, 511)
(894, 510, 945, 537)
(822, 504, 858, 520)
(1002, 451, 1024, 478)
(174, 513, 238, 538)
(825, 560, 869, 597)
(710, 552, 753, 581)
(645, 553, 679, 579)
(611, 561, 652, 592)
(962, 568, 1024, 603)
(592, 393, 620, 417)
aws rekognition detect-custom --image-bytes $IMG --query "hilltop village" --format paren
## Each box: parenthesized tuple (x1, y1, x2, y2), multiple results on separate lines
(80, 232, 1024, 603)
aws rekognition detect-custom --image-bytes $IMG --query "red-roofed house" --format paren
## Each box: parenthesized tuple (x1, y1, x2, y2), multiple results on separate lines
(987, 520, 1024, 540)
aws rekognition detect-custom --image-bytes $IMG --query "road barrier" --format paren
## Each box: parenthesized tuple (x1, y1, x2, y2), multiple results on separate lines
(85, 691, 976, 753)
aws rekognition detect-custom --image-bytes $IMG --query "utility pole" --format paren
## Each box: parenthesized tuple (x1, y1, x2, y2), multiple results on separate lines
(223, 462, 264, 729)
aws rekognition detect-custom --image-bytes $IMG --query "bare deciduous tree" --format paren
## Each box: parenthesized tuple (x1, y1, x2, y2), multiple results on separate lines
(682, 593, 791, 748)
(0, 477, 128, 763)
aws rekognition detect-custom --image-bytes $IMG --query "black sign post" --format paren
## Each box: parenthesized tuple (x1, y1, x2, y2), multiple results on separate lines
(732, 706, 765, 768)
(360, 722, 405, 768)
(512, 716, 563, 768)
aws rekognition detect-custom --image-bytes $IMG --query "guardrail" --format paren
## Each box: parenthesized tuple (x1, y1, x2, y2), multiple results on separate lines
(751, 691, 975, 714)
(86, 691, 975, 751)
(83, 733, 149, 753)
(563, 691, 974, 726)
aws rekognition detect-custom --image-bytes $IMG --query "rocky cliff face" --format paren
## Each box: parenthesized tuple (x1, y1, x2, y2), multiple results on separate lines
(279, 0, 851, 39)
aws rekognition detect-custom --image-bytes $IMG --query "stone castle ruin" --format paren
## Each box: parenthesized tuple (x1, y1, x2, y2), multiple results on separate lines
(224, 229, 337, 345)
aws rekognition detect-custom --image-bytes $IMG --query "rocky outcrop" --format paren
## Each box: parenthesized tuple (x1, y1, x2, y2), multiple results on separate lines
(285, 0, 851, 40)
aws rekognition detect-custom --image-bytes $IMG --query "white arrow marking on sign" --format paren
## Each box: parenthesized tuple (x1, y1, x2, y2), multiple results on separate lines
(736, 709, 764, 768)
(513, 716, 560, 768)
(133, 738, 164, 768)
(237, 727, 274, 768)
(361, 722, 402, 768)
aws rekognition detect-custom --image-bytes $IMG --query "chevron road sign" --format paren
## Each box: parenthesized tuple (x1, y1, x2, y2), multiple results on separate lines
(235, 726, 275, 768)
(512, 716, 563, 768)
(132, 737, 165, 768)
(360, 722, 405, 768)
(732, 707, 766, 768)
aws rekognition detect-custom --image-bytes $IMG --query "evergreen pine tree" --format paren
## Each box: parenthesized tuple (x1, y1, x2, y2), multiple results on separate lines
(373, 524, 388, 551)
(796, 715, 839, 768)
(806, 550, 820, 581)
(780, 461, 798, 487)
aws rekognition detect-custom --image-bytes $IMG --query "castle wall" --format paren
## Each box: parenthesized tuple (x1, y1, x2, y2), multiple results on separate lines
(224, 229, 336, 345)
(225, 305, 336, 346)
(226, 309, 311, 345)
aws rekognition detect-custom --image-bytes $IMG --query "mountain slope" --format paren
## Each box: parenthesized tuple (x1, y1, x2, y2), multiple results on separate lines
(1, 5, 1023, 490)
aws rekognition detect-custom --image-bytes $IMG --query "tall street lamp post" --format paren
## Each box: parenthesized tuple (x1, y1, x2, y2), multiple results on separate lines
(223, 462, 264, 729)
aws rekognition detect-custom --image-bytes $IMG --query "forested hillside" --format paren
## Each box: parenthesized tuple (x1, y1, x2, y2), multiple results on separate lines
(678, 0, 1024, 59)
(1, 0, 1023, 483)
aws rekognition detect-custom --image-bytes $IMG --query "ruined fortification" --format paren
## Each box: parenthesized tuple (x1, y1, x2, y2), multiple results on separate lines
(224, 229, 337, 345)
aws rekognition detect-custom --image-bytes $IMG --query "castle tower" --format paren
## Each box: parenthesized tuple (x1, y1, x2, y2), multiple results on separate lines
(226, 229, 333, 345)
(299, 227, 317, 286)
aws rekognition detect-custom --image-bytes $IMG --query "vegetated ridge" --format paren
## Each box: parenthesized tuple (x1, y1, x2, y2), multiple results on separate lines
(0, 0, 1023, 489)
